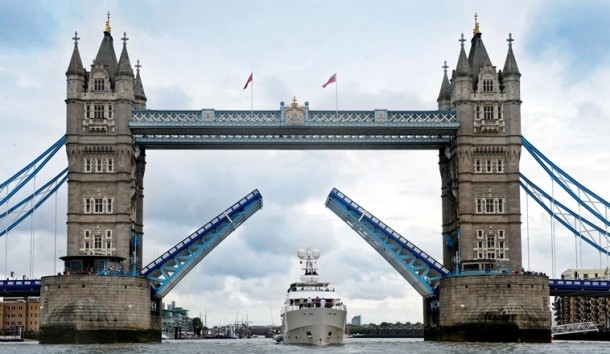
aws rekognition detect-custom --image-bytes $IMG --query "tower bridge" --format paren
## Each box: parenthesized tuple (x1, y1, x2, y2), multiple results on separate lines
(1, 14, 610, 344)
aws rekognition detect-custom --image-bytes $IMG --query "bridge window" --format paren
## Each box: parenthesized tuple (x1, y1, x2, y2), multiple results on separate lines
(496, 199, 505, 213)
(475, 198, 506, 214)
(94, 78, 105, 91)
(487, 235, 495, 248)
(94, 105, 104, 119)
(95, 199, 103, 213)
(105, 198, 113, 213)
(474, 159, 482, 173)
(483, 106, 494, 120)
(105, 230, 112, 239)
(476, 199, 484, 213)
(108, 105, 112, 119)
(106, 158, 114, 172)
(485, 160, 493, 173)
(485, 198, 495, 213)
(84, 158, 92, 172)
(86, 105, 91, 118)
(94, 236, 102, 249)
(474, 159, 505, 174)
(496, 159, 504, 173)
(84, 199, 92, 213)
(84, 229, 91, 239)
(483, 79, 493, 92)
(95, 159, 104, 172)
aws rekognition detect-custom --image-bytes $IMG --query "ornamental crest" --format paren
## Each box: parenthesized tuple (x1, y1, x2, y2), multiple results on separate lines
(285, 96, 305, 125)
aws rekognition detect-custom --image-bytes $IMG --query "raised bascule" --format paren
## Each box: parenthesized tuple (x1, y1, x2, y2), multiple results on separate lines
(4, 14, 609, 344)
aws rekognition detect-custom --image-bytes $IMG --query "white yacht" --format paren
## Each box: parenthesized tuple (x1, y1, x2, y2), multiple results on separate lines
(275, 248, 347, 345)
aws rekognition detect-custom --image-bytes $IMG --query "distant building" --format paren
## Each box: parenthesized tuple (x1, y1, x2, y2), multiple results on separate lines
(351, 315, 361, 326)
(162, 301, 193, 337)
(0, 297, 40, 336)
(554, 268, 610, 329)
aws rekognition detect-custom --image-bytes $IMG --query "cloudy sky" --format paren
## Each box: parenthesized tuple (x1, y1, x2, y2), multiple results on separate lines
(1, 1, 610, 327)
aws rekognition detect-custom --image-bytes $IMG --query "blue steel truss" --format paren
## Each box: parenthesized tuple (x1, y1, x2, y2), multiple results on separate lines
(0, 135, 66, 207)
(141, 190, 263, 298)
(520, 174, 610, 255)
(521, 136, 610, 254)
(325, 188, 450, 298)
(0, 136, 67, 237)
(522, 137, 610, 228)
(130, 108, 458, 149)
(0, 168, 68, 238)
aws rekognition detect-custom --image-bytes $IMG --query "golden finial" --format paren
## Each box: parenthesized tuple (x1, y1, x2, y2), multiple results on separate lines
(105, 11, 111, 33)
(473, 13, 480, 36)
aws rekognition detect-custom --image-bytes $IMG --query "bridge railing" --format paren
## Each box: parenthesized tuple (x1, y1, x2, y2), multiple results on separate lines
(132, 109, 457, 127)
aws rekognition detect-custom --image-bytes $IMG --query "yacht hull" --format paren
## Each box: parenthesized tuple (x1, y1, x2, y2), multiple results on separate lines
(282, 308, 346, 345)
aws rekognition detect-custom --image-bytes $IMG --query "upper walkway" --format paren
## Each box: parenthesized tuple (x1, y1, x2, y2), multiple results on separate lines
(130, 104, 457, 149)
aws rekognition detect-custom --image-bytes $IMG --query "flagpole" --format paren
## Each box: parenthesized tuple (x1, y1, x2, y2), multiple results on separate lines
(250, 75, 253, 119)
(335, 71, 338, 119)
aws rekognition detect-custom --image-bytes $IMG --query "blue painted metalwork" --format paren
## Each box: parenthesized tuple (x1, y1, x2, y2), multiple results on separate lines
(325, 188, 449, 298)
(549, 278, 610, 297)
(141, 190, 263, 298)
(522, 136, 610, 228)
(0, 279, 41, 297)
(520, 174, 610, 255)
(0, 135, 66, 207)
(134, 134, 454, 150)
(0, 168, 68, 238)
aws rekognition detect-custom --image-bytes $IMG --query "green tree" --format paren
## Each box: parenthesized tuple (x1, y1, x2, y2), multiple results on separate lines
(192, 317, 203, 337)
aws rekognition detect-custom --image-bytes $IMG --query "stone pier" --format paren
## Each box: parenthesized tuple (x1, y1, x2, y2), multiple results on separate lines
(424, 274, 551, 342)
(39, 275, 161, 344)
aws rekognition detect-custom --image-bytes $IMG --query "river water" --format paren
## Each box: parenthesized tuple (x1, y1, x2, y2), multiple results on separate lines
(2, 337, 609, 353)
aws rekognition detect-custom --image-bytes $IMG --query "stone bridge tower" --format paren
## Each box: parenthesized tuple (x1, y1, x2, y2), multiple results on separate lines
(63, 14, 147, 274)
(428, 18, 550, 342)
(39, 15, 160, 344)
(438, 19, 522, 274)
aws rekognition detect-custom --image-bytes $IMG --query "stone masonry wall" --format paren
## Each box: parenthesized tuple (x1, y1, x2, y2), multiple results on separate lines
(438, 274, 550, 329)
(40, 275, 160, 331)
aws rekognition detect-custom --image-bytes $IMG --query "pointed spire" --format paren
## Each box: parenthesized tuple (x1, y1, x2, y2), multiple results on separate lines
(117, 32, 134, 77)
(503, 33, 520, 75)
(66, 31, 85, 76)
(437, 60, 452, 109)
(455, 33, 472, 77)
(467, 14, 491, 81)
(94, 13, 118, 87)
(134, 60, 147, 103)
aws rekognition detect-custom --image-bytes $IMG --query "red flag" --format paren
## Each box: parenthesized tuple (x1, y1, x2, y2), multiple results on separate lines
(243, 72, 253, 89)
(322, 73, 336, 88)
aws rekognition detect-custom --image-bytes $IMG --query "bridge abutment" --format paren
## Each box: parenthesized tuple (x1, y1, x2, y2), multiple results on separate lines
(39, 275, 161, 344)
(424, 274, 551, 342)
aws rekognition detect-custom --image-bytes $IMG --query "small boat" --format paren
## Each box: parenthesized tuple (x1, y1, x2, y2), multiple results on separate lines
(275, 247, 347, 345)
